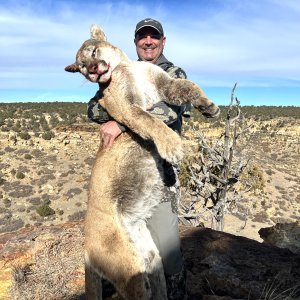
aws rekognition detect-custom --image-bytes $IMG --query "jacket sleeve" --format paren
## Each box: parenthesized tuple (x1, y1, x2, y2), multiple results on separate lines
(147, 101, 179, 125)
(87, 92, 178, 128)
(87, 90, 110, 124)
(86, 66, 191, 127)
(87, 90, 127, 131)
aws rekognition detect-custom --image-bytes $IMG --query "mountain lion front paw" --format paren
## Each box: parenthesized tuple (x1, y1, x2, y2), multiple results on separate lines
(154, 132, 183, 164)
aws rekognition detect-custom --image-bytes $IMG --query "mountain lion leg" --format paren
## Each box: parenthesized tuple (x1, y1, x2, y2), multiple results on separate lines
(125, 220, 168, 300)
(85, 214, 151, 300)
(85, 262, 103, 300)
(155, 74, 220, 118)
(170, 79, 220, 117)
(102, 87, 183, 164)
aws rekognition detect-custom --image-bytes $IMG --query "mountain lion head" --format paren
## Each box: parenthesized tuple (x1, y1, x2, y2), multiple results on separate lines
(65, 25, 129, 83)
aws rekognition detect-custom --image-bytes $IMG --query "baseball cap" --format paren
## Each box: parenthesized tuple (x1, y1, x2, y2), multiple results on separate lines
(135, 18, 164, 37)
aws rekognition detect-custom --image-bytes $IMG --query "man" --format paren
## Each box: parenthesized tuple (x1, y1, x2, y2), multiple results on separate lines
(87, 18, 189, 299)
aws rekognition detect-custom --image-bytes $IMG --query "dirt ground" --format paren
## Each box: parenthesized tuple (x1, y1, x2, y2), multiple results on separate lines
(0, 119, 299, 241)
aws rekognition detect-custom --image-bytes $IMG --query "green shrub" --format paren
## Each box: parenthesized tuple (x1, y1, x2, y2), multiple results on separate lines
(19, 132, 31, 140)
(12, 126, 21, 133)
(0, 177, 6, 185)
(3, 198, 11, 207)
(24, 153, 33, 160)
(42, 131, 55, 140)
(1, 126, 9, 132)
(16, 171, 25, 179)
(265, 169, 274, 176)
(179, 151, 200, 188)
(36, 204, 55, 217)
(240, 163, 265, 194)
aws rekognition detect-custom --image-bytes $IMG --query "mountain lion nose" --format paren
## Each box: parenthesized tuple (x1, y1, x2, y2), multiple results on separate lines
(88, 64, 98, 74)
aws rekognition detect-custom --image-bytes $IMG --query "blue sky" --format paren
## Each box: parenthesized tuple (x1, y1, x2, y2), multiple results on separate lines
(0, 0, 299, 106)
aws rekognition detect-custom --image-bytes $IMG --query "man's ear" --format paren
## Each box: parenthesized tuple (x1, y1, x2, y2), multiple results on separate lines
(65, 63, 80, 73)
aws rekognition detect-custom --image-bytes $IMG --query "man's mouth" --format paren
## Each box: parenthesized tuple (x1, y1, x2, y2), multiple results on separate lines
(143, 47, 156, 51)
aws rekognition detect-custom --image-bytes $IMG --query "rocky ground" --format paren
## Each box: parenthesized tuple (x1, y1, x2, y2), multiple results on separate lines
(0, 119, 299, 240)
(182, 117, 300, 241)
(0, 124, 99, 234)
(0, 116, 299, 299)
(0, 221, 299, 300)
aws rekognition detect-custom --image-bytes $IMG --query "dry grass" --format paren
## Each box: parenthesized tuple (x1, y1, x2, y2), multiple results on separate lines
(259, 274, 300, 300)
(11, 226, 85, 300)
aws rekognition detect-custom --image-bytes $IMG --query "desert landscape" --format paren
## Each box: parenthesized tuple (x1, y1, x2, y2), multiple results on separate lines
(0, 102, 299, 299)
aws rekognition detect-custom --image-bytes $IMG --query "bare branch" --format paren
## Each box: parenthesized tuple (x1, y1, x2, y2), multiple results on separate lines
(179, 83, 254, 230)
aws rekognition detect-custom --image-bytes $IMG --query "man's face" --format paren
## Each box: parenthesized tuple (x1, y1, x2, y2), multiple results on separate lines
(134, 28, 166, 64)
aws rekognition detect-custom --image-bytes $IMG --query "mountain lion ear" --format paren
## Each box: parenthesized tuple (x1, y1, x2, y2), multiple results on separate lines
(64, 63, 80, 73)
(90, 24, 107, 42)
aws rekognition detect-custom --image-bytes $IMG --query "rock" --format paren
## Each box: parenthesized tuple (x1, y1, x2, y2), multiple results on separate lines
(259, 221, 300, 254)
(0, 222, 85, 299)
(1, 224, 299, 299)
(180, 226, 300, 300)
(203, 296, 243, 300)
(70, 133, 81, 139)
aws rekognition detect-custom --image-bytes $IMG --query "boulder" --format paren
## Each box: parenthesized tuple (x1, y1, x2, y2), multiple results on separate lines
(180, 226, 300, 300)
(259, 221, 300, 254)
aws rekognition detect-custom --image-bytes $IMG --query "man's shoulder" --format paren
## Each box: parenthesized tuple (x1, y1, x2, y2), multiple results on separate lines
(165, 65, 187, 79)
(156, 55, 187, 79)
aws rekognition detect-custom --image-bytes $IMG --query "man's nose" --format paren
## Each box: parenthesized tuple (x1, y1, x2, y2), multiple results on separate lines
(145, 35, 152, 44)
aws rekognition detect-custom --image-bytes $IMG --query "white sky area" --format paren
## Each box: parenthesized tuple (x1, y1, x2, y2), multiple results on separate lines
(0, 0, 300, 105)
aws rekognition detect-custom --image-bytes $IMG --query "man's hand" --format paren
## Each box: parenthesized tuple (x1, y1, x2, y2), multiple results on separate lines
(100, 121, 123, 148)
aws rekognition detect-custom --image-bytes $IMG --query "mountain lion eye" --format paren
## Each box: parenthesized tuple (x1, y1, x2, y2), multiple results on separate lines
(79, 63, 86, 70)
(91, 49, 96, 58)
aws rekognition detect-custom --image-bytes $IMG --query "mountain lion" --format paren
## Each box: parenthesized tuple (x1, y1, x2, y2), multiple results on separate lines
(65, 25, 220, 300)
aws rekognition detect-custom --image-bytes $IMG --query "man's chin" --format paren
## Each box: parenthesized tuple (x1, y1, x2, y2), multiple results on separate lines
(140, 56, 156, 63)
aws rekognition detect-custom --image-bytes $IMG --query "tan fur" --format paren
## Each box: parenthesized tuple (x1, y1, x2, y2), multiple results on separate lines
(85, 134, 167, 300)
(65, 25, 220, 300)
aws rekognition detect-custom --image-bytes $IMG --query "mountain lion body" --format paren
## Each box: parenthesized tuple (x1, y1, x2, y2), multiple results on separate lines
(65, 25, 220, 300)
